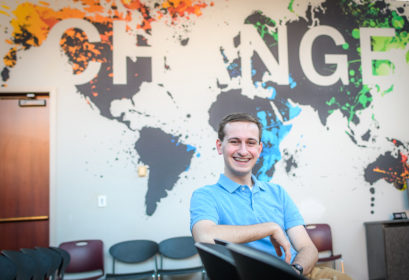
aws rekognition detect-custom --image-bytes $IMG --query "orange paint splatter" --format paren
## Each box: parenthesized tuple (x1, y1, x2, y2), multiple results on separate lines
(2, 0, 214, 84)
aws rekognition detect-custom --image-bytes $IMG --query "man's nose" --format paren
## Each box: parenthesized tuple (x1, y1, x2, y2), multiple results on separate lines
(238, 142, 248, 154)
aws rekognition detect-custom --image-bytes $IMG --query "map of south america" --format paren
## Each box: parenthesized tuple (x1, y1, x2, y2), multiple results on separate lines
(135, 127, 196, 215)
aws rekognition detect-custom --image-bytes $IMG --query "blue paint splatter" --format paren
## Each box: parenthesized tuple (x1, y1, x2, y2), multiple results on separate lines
(256, 110, 292, 181)
(289, 74, 297, 88)
(186, 144, 196, 152)
(267, 86, 276, 100)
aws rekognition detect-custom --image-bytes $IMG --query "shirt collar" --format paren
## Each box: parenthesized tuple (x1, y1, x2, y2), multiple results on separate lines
(217, 174, 266, 193)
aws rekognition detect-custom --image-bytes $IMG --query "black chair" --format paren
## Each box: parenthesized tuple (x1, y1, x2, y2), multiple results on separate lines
(195, 242, 240, 280)
(35, 247, 63, 280)
(21, 248, 52, 280)
(50, 246, 71, 280)
(0, 253, 17, 280)
(226, 243, 306, 280)
(214, 238, 229, 246)
(2, 250, 39, 280)
(105, 240, 158, 280)
(157, 236, 205, 280)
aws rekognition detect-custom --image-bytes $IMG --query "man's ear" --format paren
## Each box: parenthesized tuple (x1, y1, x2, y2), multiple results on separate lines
(259, 141, 263, 154)
(216, 139, 223, 155)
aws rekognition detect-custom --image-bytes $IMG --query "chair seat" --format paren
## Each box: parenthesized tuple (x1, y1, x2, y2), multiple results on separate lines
(106, 269, 156, 280)
(157, 265, 204, 276)
(75, 274, 104, 280)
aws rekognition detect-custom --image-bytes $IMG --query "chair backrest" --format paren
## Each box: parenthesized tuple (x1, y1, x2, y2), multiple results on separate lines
(226, 243, 305, 280)
(109, 240, 158, 273)
(158, 236, 197, 259)
(35, 247, 63, 280)
(0, 254, 17, 280)
(2, 250, 39, 280)
(21, 248, 52, 280)
(50, 246, 71, 279)
(305, 224, 334, 254)
(195, 242, 240, 280)
(59, 240, 104, 277)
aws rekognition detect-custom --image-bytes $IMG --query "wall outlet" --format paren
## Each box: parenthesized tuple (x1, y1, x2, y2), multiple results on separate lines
(97, 195, 107, 207)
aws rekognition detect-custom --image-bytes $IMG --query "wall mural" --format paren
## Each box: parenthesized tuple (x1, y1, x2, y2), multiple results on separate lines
(1, 0, 408, 215)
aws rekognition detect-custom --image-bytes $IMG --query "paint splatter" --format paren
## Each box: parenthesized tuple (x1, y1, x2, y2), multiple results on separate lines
(364, 138, 409, 213)
(1, 0, 213, 86)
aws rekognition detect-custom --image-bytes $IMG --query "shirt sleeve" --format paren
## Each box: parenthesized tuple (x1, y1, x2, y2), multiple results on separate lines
(190, 187, 219, 232)
(281, 187, 305, 230)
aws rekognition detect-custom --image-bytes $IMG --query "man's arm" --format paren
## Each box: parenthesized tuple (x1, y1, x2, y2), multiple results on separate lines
(192, 219, 292, 263)
(287, 225, 318, 275)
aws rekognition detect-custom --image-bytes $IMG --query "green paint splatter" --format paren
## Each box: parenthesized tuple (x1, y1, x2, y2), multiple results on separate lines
(288, 0, 295, 13)
(352, 28, 360, 39)
(246, 11, 278, 42)
(372, 60, 395, 76)
(381, 84, 394, 96)
(326, 84, 373, 126)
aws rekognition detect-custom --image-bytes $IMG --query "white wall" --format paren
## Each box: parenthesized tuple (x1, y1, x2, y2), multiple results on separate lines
(1, 0, 409, 279)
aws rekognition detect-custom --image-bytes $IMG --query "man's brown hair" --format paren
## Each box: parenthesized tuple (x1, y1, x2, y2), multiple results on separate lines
(218, 112, 263, 141)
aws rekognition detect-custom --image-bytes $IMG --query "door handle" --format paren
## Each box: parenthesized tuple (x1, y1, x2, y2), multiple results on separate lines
(0, 216, 49, 223)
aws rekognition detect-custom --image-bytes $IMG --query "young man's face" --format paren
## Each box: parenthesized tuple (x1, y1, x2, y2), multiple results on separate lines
(216, 121, 263, 181)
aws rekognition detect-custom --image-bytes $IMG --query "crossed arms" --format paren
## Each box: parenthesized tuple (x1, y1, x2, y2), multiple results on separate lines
(192, 220, 318, 275)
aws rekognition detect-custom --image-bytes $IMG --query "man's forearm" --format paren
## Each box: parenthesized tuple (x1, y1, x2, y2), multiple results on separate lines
(292, 245, 318, 275)
(193, 221, 279, 244)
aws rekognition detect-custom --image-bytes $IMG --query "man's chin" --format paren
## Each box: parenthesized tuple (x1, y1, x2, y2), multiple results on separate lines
(230, 168, 252, 178)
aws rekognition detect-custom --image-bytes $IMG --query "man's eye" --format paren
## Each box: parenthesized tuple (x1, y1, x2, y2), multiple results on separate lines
(229, 140, 239, 144)
(248, 141, 257, 146)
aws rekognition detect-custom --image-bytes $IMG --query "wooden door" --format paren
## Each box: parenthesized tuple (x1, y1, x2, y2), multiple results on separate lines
(0, 93, 50, 250)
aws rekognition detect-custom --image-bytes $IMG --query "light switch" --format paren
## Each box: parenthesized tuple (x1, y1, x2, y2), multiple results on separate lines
(97, 195, 107, 207)
(138, 165, 148, 177)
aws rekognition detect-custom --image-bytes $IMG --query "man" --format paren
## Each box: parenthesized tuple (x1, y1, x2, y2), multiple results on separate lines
(190, 112, 351, 279)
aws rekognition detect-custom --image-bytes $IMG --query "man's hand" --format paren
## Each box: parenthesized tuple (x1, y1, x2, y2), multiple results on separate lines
(269, 224, 292, 263)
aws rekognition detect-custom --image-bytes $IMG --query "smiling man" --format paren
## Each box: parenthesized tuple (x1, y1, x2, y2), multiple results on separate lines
(190, 112, 352, 280)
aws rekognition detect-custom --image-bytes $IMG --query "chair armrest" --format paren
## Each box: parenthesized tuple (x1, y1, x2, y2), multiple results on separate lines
(318, 254, 342, 263)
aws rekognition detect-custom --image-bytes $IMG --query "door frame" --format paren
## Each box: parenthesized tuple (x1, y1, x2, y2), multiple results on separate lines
(0, 88, 57, 246)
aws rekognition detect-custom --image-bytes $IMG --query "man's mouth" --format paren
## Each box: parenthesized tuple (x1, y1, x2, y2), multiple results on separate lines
(234, 157, 251, 162)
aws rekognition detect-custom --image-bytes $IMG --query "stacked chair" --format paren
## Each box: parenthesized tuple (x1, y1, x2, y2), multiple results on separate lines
(0, 246, 69, 280)
(0, 253, 17, 280)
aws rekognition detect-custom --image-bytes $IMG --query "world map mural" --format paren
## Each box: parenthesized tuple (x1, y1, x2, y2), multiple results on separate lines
(1, 0, 408, 216)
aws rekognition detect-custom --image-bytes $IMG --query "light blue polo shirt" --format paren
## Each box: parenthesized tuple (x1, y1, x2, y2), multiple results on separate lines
(190, 174, 304, 262)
